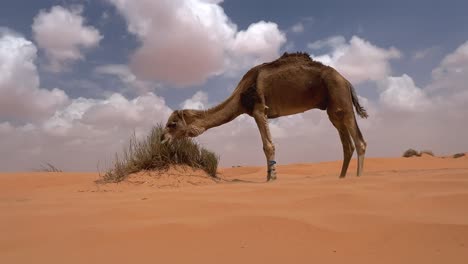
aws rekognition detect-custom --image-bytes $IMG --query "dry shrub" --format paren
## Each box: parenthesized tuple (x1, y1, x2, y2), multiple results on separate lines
(402, 148, 421, 158)
(420, 150, 434, 156)
(453, 153, 466, 158)
(101, 124, 219, 183)
(37, 163, 62, 172)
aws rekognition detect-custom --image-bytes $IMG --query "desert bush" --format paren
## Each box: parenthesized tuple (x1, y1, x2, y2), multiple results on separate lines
(402, 148, 421, 158)
(453, 153, 466, 158)
(101, 124, 219, 183)
(420, 150, 434, 156)
(37, 163, 62, 172)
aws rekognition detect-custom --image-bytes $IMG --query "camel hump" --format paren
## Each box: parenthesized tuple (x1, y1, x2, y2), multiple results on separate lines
(280, 51, 312, 60)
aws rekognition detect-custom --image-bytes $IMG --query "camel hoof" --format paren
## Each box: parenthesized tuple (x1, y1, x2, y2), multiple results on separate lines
(267, 174, 277, 182)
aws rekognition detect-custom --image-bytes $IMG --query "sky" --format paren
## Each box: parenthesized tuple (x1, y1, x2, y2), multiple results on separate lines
(0, 0, 467, 171)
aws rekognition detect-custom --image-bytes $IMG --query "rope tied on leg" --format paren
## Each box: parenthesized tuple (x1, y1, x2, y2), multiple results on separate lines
(268, 160, 277, 173)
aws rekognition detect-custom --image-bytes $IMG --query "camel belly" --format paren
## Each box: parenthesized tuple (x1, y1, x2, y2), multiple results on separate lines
(264, 82, 327, 118)
(266, 98, 315, 118)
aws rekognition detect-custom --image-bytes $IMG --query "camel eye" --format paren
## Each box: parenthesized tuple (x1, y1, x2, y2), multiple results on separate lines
(168, 122, 177, 128)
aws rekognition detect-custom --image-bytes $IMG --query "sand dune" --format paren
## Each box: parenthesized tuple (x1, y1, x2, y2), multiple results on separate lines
(1, 155, 468, 263)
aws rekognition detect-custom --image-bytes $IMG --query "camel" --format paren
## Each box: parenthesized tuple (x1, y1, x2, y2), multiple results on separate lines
(161, 52, 368, 181)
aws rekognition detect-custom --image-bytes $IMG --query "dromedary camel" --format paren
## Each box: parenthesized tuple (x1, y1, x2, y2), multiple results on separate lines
(161, 52, 368, 181)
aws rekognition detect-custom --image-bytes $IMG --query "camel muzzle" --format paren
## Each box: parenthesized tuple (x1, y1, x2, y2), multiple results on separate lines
(160, 130, 172, 144)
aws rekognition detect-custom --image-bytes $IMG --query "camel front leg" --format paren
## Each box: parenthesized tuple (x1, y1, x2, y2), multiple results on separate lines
(253, 110, 277, 181)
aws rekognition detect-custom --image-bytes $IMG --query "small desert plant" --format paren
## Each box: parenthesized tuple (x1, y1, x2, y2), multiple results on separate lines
(101, 124, 219, 183)
(402, 148, 421, 158)
(420, 150, 434, 156)
(37, 162, 63, 172)
(453, 153, 466, 158)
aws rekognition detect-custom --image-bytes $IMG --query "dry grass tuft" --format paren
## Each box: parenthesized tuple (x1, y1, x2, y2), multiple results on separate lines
(100, 124, 219, 183)
(37, 163, 63, 172)
(420, 150, 434, 156)
(453, 153, 466, 158)
(403, 148, 421, 158)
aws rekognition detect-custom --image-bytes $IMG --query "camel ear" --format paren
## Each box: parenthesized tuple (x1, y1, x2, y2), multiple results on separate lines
(177, 110, 187, 124)
(176, 110, 184, 118)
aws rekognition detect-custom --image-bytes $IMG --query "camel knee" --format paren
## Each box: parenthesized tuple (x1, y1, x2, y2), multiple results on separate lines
(328, 108, 345, 121)
(263, 142, 275, 156)
(356, 140, 366, 155)
(349, 142, 355, 154)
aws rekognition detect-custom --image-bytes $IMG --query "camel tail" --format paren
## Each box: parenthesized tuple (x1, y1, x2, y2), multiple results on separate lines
(349, 82, 368, 119)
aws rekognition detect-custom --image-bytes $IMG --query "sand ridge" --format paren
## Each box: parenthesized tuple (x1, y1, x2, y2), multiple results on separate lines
(1, 155, 468, 263)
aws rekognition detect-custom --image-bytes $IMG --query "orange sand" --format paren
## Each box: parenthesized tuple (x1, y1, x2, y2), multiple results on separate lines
(1, 155, 468, 263)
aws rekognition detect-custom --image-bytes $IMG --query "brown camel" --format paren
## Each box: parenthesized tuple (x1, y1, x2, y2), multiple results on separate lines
(161, 52, 368, 181)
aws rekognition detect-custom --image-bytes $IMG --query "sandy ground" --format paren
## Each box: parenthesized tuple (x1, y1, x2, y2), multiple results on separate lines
(1, 155, 468, 264)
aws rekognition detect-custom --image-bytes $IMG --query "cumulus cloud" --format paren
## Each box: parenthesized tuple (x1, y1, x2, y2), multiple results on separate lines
(412, 46, 437, 60)
(106, 0, 286, 86)
(94, 64, 158, 94)
(309, 36, 401, 84)
(0, 29, 173, 171)
(181, 91, 209, 110)
(307, 35, 346, 50)
(0, 30, 68, 123)
(428, 40, 468, 95)
(290, 22, 304, 33)
(227, 21, 286, 71)
(81, 93, 171, 129)
(32, 5, 102, 71)
(1, 91, 173, 171)
(378, 74, 431, 112)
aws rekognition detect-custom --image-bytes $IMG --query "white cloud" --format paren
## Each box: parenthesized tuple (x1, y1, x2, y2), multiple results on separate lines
(81, 93, 171, 129)
(412, 46, 437, 60)
(106, 0, 286, 86)
(94, 64, 158, 94)
(310, 36, 401, 84)
(378, 74, 431, 112)
(0, 29, 173, 171)
(428, 41, 468, 94)
(32, 5, 102, 71)
(1, 92, 173, 171)
(227, 21, 286, 71)
(291, 22, 304, 33)
(42, 97, 96, 136)
(181, 91, 209, 110)
(307, 35, 346, 50)
(0, 30, 68, 123)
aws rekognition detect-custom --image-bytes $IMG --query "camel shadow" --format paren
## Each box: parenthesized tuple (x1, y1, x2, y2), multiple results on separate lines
(218, 178, 268, 184)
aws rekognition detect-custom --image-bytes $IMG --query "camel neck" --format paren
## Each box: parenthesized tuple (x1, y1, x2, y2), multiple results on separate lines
(194, 95, 242, 131)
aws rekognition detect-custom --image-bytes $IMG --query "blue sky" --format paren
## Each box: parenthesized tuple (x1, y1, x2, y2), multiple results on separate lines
(1, 0, 467, 171)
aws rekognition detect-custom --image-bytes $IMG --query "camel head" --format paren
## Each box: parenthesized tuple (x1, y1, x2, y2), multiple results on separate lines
(161, 110, 205, 144)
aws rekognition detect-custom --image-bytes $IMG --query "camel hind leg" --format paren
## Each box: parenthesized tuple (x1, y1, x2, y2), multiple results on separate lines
(324, 70, 366, 177)
(328, 110, 355, 178)
(337, 128, 355, 178)
(328, 110, 366, 177)
(347, 118, 366, 176)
